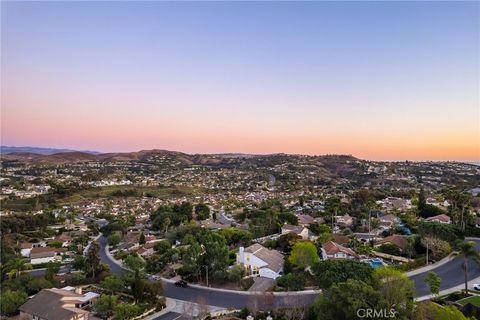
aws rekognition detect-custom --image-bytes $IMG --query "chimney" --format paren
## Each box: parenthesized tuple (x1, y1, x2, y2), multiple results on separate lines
(238, 246, 245, 263)
(74, 287, 82, 295)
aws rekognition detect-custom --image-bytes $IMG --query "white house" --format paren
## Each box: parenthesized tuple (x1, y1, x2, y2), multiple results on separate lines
(237, 244, 284, 280)
(281, 224, 313, 240)
(20, 242, 33, 257)
(321, 241, 358, 260)
(30, 247, 61, 265)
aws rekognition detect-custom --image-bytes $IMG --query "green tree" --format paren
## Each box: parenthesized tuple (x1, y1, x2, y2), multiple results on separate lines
(228, 264, 245, 282)
(0, 290, 28, 315)
(313, 279, 384, 320)
(114, 303, 141, 320)
(373, 268, 415, 318)
(456, 240, 480, 294)
(424, 272, 441, 297)
(72, 255, 86, 271)
(101, 275, 125, 294)
(130, 270, 145, 303)
(154, 240, 171, 254)
(288, 241, 320, 269)
(108, 233, 121, 247)
(94, 294, 118, 319)
(124, 254, 146, 272)
(85, 241, 101, 278)
(276, 273, 306, 291)
(413, 301, 469, 320)
(312, 260, 373, 289)
(195, 203, 210, 221)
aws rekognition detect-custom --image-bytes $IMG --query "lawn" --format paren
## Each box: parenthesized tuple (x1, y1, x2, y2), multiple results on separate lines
(457, 295, 480, 307)
(59, 185, 199, 204)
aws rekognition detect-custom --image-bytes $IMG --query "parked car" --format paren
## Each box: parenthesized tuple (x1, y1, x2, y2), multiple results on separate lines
(473, 283, 480, 291)
(175, 280, 188, 287)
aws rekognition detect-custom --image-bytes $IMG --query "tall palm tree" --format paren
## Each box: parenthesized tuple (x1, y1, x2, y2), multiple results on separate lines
(457, 241, 480, 294)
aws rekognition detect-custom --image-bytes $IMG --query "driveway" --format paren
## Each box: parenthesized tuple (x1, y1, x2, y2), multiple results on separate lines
(248, 277, 275, 292)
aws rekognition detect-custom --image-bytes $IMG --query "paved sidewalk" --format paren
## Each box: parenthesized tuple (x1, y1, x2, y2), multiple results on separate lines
(415, 275, 480, 301)
(406, 253, 456, 277)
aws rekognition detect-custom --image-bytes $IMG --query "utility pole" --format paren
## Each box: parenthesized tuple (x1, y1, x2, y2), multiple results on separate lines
(368, 210, 371, 242)
(204, 265, 209, 287)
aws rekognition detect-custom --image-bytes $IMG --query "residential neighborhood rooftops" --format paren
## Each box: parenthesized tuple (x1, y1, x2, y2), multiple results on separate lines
(322, 241, 357, 258)
(375, 235, 408, 251)
(244, 243, 284, 272)
(19, 289, 89, 320)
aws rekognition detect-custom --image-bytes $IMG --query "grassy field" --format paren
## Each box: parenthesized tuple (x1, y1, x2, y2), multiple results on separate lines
(457, 295, 480, 307)
(59, 185, 199, 204)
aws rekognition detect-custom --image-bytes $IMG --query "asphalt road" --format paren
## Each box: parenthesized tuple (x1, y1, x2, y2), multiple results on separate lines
(410, 239, 480, 297)
(151, 312, 182, 320)
(97, 236, 480, 306)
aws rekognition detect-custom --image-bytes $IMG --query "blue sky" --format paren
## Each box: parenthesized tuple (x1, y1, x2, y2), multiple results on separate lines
(1, 1, 479, 160)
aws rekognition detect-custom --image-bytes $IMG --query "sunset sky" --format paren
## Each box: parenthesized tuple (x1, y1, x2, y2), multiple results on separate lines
(1, 1, 479, 161)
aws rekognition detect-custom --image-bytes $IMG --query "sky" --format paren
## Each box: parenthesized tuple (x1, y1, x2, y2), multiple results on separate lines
(1, 1, 479, 161)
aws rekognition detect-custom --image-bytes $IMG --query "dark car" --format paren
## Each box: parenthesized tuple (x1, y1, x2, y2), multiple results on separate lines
(175, 280, 188, 287)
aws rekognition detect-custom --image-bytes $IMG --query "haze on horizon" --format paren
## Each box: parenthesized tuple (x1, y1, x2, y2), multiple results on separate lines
(1, 1, 479, 161)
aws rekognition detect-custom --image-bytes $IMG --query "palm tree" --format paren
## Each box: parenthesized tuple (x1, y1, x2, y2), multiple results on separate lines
(457, 241, 480, 294)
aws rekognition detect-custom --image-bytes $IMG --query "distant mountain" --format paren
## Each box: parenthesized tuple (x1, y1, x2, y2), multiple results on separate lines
(0, 146, 100, 155)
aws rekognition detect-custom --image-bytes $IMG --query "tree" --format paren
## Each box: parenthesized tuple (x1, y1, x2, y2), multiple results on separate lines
(312, 260, 373, 289)
(456, 240, 480, 294)
(154, 240, 171, 254)
(131, 270, 145, 303)
(182, 242, 202, 280)
(139, 232, 146, 245)
(101, 275, 125, 294)
(277, 273, 306, 291)
(45, 262, 59, 282)
(0, 290, 28, 315)
(72, 255, 86, 271)
(413, 301, 469, 320)
(313, 279, 384, 320)
(424, 272, 441, 297)
(228, 264, 245, 282)
(94, 294, 118, 319)
(85, 241, 101, 278)
(124, 254, 146, 272)
(195, 203, 210, 221)
(288, 241, 320, 269)
(373, 267, 415, 318)
(143, 281, 163, 304)
(108, 233, 121, 247)
(114, 303, 140, 320)
(4, 258, 31, 279)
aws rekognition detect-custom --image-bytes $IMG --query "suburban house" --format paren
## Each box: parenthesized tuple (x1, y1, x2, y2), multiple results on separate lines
(335, 214, 353, 227)
(374, 235, 408, 253)
(20, 242, 34, 257)
(236, 244, 284, 279)
(425, 214, 451, 224)
(378, 214, 400, 229)
(19, 287, 99, 320)
(281, 224, 313, 240)
(332, 234, 350, 246)
(321, 241, 358, 260)
(30, 247, 62, 265)
(54, 233, 73, 247)
(297, 214, 315, 227)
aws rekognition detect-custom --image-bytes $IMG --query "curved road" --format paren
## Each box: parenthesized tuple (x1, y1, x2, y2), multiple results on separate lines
(98, 236, 480, 308)
(410, 238, 480, 297)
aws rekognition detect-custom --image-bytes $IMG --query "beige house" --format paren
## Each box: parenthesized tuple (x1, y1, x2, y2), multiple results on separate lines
(19, 288, 98, 320)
